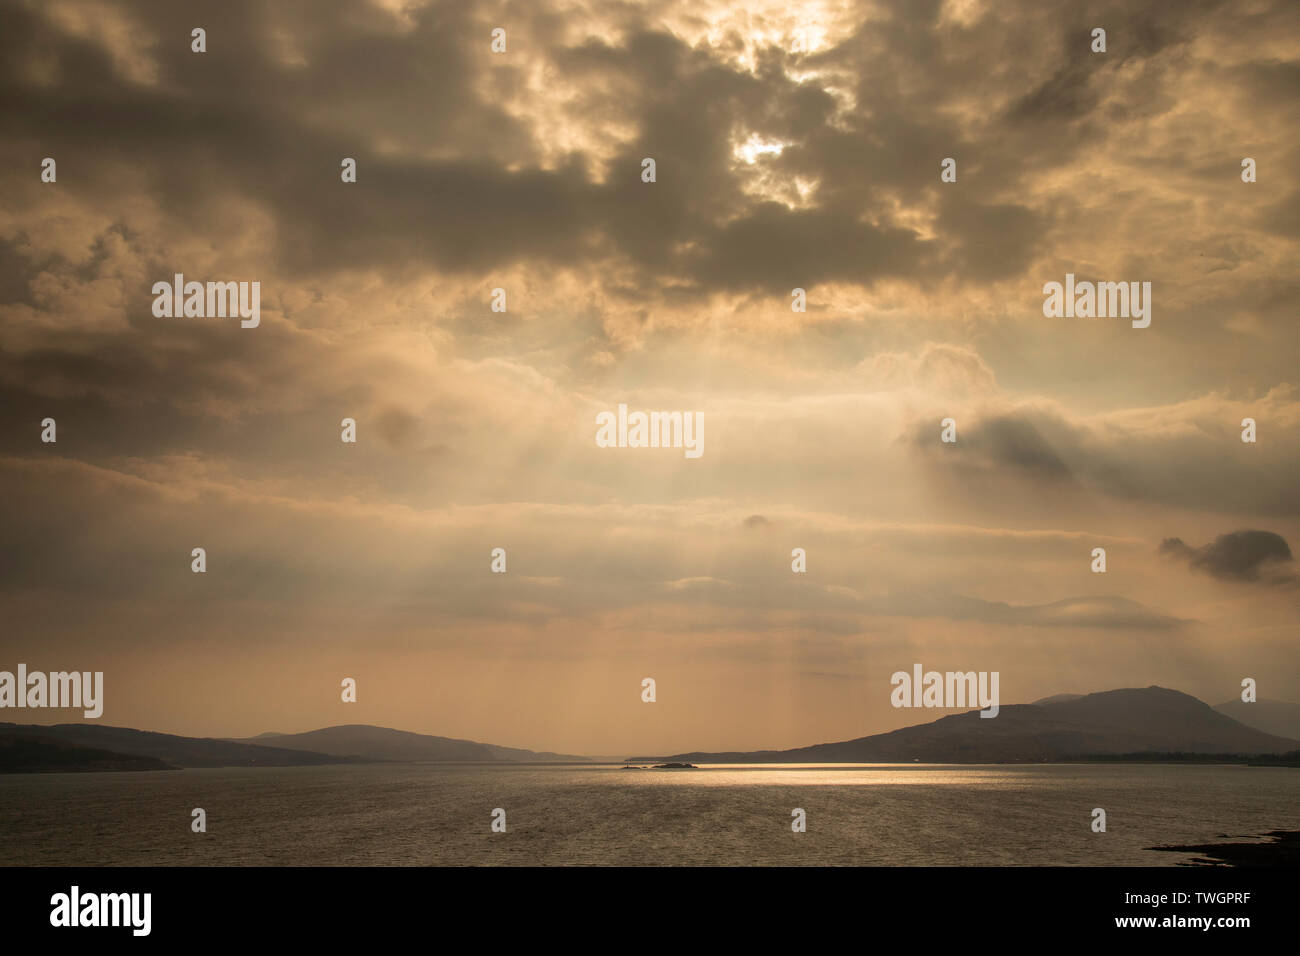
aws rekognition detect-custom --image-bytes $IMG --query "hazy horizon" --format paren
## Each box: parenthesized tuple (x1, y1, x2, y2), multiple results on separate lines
(3, 0, 1298, 757)
(4, 683, 1297, 760)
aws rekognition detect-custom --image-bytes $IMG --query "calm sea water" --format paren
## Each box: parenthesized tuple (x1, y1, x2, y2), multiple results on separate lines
(0, 763, 1295, 866)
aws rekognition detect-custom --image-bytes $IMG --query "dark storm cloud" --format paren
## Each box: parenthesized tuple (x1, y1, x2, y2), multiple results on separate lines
(2, 0, 1293, 512)
(687, 203, 933, 293)
(935, 195, 1047, 281)
(3, 0, 1283, 316)
(907, 411, 1072, 479)
(0, 0, 1065, 464)
(1007, 56, 1101, 125)
(1159, 530, 1296, 585)
(0, 1, 598, 274)
(905, 397, 1300, 517)
(1003, 5, 1200, 124)
(976, 416, 1072, 477)
(0, 308, 349, 461)
(0, 0, 1088, 296)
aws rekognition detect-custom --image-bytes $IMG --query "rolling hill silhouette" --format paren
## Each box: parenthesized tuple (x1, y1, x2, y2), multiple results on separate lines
(627, 687, 1300, 763)
(0, 732, 175, 773)
(6, 687, 1297, 772)
(0, 722, 362, 768)
(228, 725, 591, 763)
(1213, 698, 1300, 740)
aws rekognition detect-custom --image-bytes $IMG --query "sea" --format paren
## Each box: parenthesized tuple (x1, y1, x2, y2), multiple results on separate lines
(1, 763, 1295, 866)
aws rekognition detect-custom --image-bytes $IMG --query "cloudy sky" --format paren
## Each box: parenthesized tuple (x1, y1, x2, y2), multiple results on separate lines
(1, 0, 1297, 755)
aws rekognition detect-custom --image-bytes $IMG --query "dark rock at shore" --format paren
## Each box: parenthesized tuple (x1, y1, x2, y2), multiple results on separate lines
(1149, 830, 1300, 866)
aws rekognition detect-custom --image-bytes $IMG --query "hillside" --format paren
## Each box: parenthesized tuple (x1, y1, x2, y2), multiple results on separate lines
(1214, 698, 1300, 740)
(0, 722, 362, 769)
(629, 687, 1300, 764)
(0, 733, 175, 773)
(232, 724, 591, 763)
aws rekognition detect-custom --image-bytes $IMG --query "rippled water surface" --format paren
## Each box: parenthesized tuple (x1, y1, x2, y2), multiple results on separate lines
(1, 763, 1295, 865)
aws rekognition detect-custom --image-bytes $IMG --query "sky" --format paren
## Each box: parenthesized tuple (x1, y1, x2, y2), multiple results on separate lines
(1, 0, 1297, 756)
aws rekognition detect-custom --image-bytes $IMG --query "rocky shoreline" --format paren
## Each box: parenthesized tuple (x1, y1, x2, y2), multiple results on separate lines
(1149, 830, 1300, 866)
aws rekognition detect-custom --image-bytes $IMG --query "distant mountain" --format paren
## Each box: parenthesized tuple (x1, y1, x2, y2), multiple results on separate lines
(0, 722, 362, 769)
(231, 724, 591, 763)
(0, 733, 174, 773)
(1214, 699, 1300, 741)
(1031, 693, 1084, 706)
(628, 687, 1300, 764)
